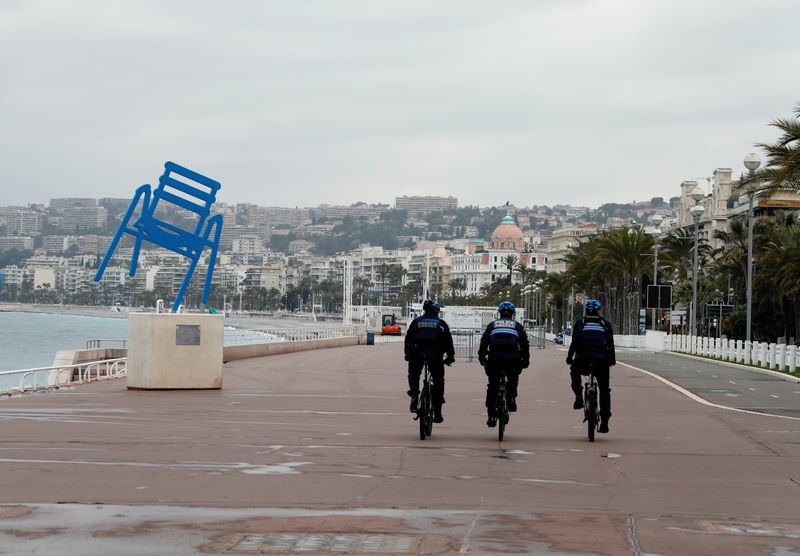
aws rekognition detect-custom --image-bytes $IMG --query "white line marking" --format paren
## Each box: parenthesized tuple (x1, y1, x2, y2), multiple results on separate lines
(771, 395, 780, 399)
(513, 478, 602, 487)
(749, 387, 757, 391)
(729, 381, 736, 385)
(618, 363, 800, 422)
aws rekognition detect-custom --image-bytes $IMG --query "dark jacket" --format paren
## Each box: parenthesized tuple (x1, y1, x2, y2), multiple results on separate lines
(567, 315, 616, 367)
(478, 318, 530, 367)
(404, 314, 455, 362)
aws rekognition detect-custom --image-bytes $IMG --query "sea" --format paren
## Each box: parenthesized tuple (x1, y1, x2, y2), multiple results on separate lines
(0, 310, 342, 374)
(0, 311, 129, 373)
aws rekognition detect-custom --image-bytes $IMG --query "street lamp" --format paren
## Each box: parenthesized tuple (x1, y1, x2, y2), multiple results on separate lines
(689, 185, 705, 336)
(650, 214, 664, 330)
(743, 153, 761, 343)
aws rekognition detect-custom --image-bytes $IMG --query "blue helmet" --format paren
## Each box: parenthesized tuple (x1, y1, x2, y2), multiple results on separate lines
(498, 301, 516, 315)
(423, 299, 441, 313)
(585, 299, 601, 312)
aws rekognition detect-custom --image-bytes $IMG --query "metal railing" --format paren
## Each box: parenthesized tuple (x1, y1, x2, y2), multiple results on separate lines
(527, 326, 546, 349)
(0, 358, 128, 396)
(224, 325, 366, 347)
(452, 328, 546, 362)
(86, 339, 128, 349)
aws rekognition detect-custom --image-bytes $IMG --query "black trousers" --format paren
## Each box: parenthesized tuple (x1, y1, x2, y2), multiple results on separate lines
(485, 355, 522, 409)
(570, 363, 611, 418)
(408, 359, 445, 408)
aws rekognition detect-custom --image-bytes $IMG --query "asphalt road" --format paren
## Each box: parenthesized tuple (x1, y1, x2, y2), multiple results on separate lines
(616, 348, 800, 418)
(0, 342, 799, 555)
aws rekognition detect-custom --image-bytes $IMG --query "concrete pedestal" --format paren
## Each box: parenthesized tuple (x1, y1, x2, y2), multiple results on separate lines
(127, 313, 224, 390)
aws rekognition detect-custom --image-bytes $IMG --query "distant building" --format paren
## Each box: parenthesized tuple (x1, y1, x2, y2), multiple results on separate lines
(49, 198, 97, 210)
(0, 208, 44, 235)
(395, 196, 457, 214)
(0, 236, 34, 253)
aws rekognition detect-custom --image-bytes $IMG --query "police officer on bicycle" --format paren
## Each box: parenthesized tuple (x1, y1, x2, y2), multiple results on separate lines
(478, 301, 530, 427)
(566, 299, 616, 433)
(404, 300, 455, 423)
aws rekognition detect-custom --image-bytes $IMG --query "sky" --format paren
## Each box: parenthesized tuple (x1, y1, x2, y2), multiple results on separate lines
(1, 0, 799, 210)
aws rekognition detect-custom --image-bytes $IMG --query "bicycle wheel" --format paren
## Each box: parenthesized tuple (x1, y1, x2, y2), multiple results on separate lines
(418, 386, 429, 440)
(497, 394, 506, 441)
(586, 388, 597, 442)
(425, 398, 434, 437)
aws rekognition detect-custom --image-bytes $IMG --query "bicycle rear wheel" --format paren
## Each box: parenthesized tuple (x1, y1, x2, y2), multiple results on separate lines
(586, 389, 597, 442)
(497, 395, 506, 441)
(418, 386, 429, 440)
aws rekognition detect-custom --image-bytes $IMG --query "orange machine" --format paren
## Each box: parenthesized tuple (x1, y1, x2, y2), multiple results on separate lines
(381, 314, 402, 335)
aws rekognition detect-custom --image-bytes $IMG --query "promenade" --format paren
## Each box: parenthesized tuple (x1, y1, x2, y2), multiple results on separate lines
(1, 342, 799, 555)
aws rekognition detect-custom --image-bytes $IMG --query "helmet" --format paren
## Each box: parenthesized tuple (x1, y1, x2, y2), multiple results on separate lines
(498, 301, 516, 315)
(422, 299, 441, 314)
(585, 299, 601, 312)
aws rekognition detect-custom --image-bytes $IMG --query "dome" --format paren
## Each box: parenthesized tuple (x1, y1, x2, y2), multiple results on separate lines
(490, 212, 524, 250)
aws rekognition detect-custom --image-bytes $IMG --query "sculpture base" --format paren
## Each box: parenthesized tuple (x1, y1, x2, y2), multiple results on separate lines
(127, 313, 223, 390)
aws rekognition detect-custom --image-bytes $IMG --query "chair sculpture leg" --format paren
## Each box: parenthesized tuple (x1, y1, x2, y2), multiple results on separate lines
(173, 255, 201, 313)
(95, 186, 149, 282)
(201, 215, 223, 306)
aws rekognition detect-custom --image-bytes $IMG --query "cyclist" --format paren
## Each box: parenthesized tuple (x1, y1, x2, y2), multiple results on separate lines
(566, 299, 616, 433)
(404, 300, 455, 423)
(478, 301, 530, 427)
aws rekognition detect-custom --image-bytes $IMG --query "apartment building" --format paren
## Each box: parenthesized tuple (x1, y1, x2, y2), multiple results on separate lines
(395, 196, 458, 214)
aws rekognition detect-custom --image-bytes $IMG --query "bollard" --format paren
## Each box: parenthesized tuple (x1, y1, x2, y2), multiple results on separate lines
(768, 343, 776, 370)
(758, 342, 766, 367)
(744, 341, 751, 365)
(789, 345, 797, 374)
(735, 339, 742, 363)
(776, 344, 786, 372)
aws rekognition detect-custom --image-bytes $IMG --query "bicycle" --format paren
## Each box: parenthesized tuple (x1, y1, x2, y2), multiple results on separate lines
(583, 372, 600, 442)
(494, 370, 510, 441)
(415, 361, 435, 440)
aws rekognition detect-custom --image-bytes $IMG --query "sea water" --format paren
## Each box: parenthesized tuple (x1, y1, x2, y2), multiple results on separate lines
(0, 311, 129, 373)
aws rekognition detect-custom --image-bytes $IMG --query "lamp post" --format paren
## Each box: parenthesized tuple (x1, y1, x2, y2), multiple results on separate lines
(743, 153, 761, 343)
(650, 214, 664, 330)
(689, 185, 705, 336)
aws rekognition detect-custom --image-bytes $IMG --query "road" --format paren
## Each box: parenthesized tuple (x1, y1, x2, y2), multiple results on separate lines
(0, 342, 799, 555)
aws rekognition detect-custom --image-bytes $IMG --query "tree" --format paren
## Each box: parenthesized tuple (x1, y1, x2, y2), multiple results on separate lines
(502, 255, 518, 284)
(447, 277, 467, 303)
(745, 102, 800, 193)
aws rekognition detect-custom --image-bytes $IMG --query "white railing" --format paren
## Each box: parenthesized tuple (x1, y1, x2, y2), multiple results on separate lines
(224, 325, 366, 347)
(666, 335, 799, 374)
(0, 358, 127, 396)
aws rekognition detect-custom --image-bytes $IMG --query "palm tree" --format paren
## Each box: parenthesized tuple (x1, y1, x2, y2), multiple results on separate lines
(745, 103, 800, 193)
(757, 212, 800, 341)
(447, 277, 467, 303)
(502, 255, 518, 284)
(544, 271, 572, 334)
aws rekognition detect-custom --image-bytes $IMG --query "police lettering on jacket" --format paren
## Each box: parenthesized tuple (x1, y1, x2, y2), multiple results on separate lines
(489, 319, 520, 351)
(414, 316, 444, 346)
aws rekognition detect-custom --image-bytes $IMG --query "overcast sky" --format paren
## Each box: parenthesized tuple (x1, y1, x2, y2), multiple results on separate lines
(1, 0, 798, 210)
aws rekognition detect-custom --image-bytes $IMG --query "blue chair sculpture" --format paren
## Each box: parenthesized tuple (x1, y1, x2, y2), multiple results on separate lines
(95, 162, 223, 312)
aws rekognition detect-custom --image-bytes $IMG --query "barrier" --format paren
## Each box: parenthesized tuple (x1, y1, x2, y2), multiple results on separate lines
(663, 334, 800, 375)
(0, 358, 127, 396)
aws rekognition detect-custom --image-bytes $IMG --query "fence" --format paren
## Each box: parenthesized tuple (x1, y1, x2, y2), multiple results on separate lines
(666, 335, 799, 373)
(0, 357, 127, 396)
(224, 325, 366, 347)
(452, 328, 546, 362)
(528, 326, 547, 349)
(86, 339, 128, 349)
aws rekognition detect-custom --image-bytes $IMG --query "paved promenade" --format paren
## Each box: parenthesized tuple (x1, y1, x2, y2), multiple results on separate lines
(1, 342, 799, 555)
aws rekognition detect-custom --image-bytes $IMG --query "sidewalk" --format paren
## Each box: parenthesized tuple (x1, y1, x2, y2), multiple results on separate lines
(0, 343, 798, 554)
